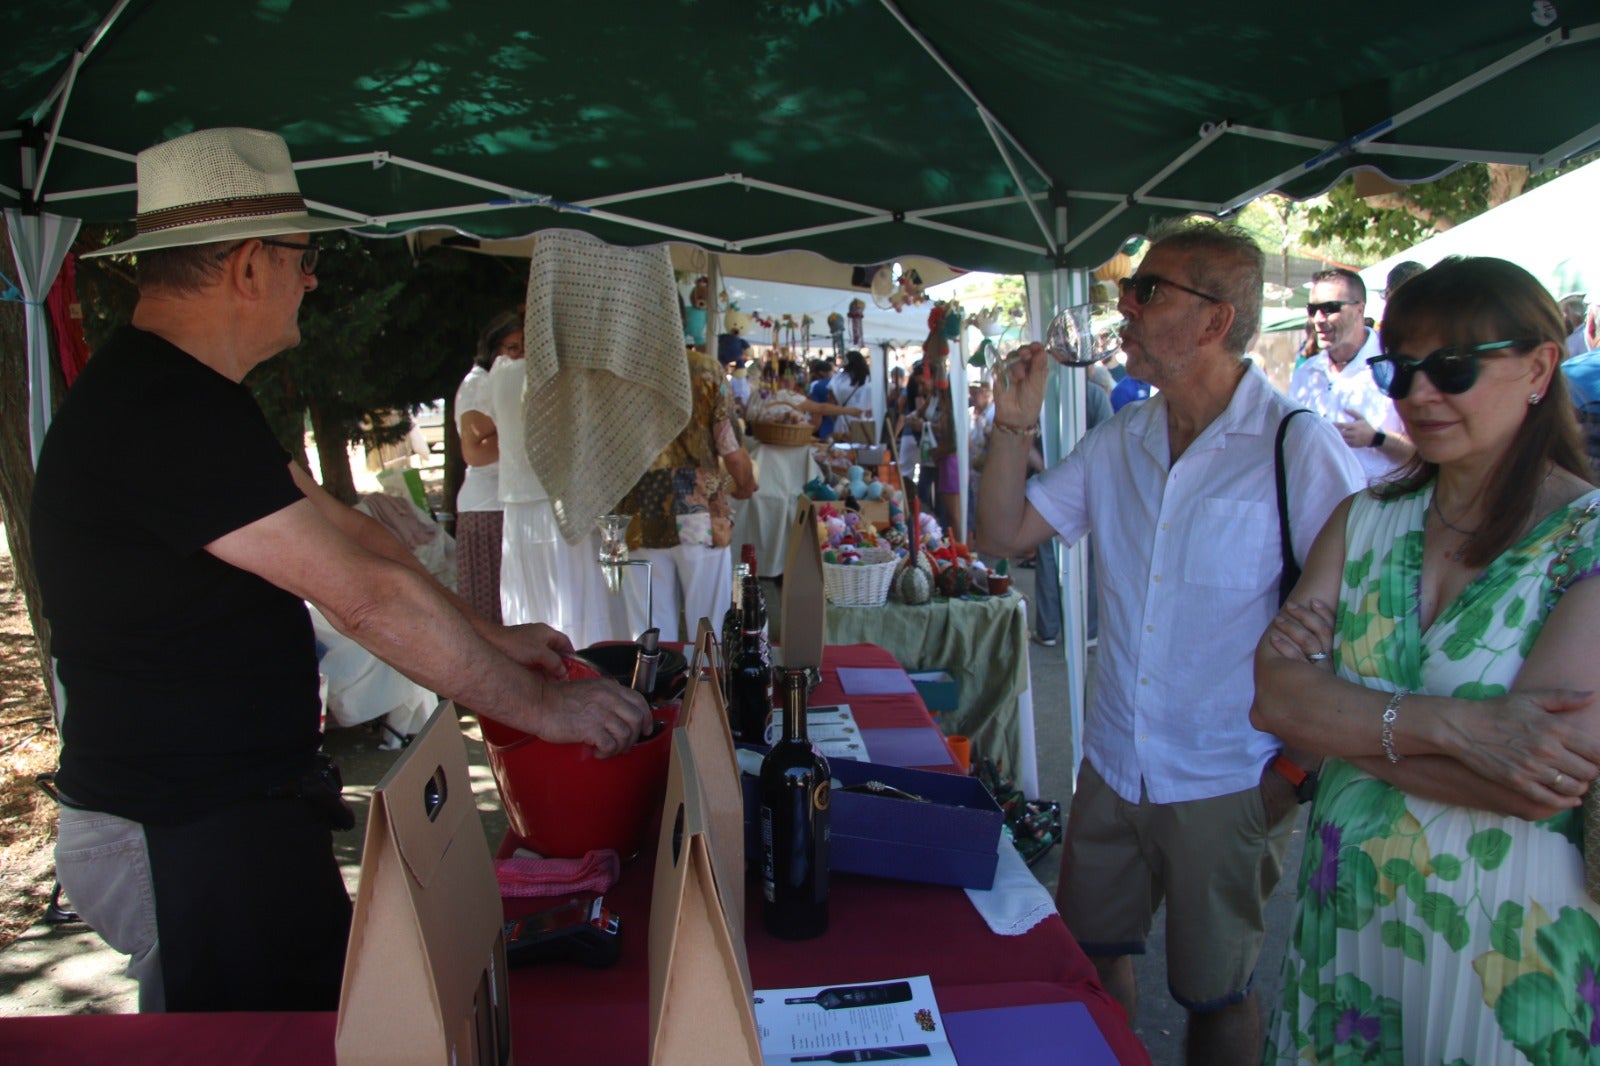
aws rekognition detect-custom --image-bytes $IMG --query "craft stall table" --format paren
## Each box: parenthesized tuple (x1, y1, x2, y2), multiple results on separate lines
(729, 437, 816, 577)
(826, 592, 1040, 798)
(0, 643, 1135, 1065)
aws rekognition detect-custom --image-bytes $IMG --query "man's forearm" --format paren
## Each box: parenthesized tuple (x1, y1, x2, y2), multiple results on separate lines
(976, 428, 1033, 557)
(318, 558, 551, 731)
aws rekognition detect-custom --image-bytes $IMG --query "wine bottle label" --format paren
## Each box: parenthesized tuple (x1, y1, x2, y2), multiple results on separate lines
(759, 806, 776, 901)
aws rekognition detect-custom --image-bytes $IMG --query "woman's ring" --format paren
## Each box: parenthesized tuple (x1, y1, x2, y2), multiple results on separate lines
(1307, 651, 1330, 663)
(1554, 771, 1567, 789)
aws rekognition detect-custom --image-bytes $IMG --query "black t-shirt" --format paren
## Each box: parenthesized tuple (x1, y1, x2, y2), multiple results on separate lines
(32, 327, 320, 824)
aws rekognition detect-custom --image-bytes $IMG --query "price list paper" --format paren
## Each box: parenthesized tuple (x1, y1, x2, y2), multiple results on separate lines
(752, 975, 956, 1064)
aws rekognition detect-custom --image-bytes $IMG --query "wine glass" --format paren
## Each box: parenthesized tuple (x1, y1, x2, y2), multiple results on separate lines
(996, 301, 1120, 385)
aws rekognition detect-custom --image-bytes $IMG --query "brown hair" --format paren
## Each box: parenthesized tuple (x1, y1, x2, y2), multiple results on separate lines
(1376, 256, 1591, 566)
(476, 310, 524, 369)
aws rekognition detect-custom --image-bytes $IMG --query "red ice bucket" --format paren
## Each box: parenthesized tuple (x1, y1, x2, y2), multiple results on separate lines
(478, 657, 678, 859)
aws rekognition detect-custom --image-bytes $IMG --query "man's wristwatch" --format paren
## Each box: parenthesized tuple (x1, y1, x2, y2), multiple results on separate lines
(1370, 430, 1387, 449)
(1271, 754, 1320, 804)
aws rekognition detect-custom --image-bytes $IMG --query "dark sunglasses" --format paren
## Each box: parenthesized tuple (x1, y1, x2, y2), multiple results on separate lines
(1119, 274, 1221, 306)
(1368, 339, 1538, 399)
(1306, 300, 1358, 318)
(260, 238, 319, 274)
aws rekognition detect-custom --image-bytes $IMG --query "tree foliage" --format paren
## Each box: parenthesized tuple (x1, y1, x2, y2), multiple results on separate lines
(73, 232, 528, 501)
(1300, 158, 1595, 261)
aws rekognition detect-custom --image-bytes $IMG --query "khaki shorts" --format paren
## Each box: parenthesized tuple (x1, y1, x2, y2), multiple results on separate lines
(1056, 760, 1295, 1011)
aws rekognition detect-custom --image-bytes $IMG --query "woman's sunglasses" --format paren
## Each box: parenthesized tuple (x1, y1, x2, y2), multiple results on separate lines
(1368, 339, 1537, 400)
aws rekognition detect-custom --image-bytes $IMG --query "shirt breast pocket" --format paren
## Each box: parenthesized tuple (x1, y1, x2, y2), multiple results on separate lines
(1182, 497, 1271, 590)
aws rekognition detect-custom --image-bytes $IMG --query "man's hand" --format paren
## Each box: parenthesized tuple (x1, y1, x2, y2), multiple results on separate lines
(1258, 761, 1301, 826)
(1335, 418, 1378, 449)
(539, 677, 653, 758)
(992, 343, 1048, 428)
(493, 623, 576, 678)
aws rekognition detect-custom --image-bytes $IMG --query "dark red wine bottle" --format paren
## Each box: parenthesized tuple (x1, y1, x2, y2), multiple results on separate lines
(731, 574, 771, 743)
(719, 562, 749, 707)
(760, 669, 829, 940)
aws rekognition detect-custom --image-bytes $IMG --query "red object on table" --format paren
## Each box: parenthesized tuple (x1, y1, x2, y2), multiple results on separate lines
(479, 656, 679, 859)
(0, 644, 1149, 1066)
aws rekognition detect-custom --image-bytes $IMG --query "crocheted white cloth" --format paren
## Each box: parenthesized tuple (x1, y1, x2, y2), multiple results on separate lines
(522, 231, 691, 544)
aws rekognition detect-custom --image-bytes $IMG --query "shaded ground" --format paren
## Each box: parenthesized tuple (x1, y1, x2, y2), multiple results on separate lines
(0, 524, 62, 955)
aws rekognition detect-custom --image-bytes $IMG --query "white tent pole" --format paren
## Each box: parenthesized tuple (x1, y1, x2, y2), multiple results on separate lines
(1533, 121, 1600, 173)
(8, 209, 81, 464)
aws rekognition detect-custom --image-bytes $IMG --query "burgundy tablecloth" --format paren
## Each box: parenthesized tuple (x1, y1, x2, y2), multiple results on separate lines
(0, 643, 1149, 1065)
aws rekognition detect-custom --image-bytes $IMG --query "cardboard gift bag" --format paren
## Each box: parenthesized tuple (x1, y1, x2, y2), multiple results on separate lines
(781, 496, 827, 671)
(337, 704, 510, 1066)
(648, 727, 761, 1066)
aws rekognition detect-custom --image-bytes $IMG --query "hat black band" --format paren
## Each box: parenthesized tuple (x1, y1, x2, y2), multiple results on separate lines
(136, 193, 308, 235)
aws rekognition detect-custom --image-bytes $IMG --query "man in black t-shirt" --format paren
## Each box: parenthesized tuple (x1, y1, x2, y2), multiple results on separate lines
(31, 128, 650, 1013)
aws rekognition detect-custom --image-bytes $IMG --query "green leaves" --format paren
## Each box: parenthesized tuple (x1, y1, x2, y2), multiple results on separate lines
(1490, 900, 1526, 962)
(1466, 828, 1513, 871)
(1381, 919, 1426, 964)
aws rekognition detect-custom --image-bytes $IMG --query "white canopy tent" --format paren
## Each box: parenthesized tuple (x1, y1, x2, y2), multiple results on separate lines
(1360, 156, 1600, 314)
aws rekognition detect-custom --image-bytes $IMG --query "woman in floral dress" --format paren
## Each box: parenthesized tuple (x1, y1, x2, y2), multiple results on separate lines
(1254, 257, 1600, 1064)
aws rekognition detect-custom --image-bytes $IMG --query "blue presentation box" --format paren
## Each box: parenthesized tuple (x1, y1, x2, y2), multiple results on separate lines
(741, 751, 1002, 890)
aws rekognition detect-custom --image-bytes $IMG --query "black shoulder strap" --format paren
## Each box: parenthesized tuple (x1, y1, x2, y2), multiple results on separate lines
(1276, 409, 1312, 606)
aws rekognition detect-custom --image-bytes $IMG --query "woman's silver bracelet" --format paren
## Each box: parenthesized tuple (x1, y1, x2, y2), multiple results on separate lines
(1381, 689, 1408, 763)
(991, 421, 1038, 438)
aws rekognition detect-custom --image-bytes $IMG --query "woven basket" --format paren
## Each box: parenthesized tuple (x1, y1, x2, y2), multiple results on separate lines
(823, 547, 899, 607)
(751, 421, 815, 446)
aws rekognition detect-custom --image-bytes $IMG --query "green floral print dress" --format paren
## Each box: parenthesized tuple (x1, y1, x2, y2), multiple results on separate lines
(1264, 486, 1600, 1066)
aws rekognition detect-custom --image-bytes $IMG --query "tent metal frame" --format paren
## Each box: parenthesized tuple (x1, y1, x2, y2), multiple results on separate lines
(19, 1, 1597, 270)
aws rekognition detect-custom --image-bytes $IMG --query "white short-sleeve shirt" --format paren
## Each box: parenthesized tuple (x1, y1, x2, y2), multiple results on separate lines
(1288, 328, 1406, 485)
(1026, 363, 1363, 804)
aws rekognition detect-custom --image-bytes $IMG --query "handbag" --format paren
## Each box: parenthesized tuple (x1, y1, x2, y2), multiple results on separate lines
(1545, 497, 1600, 903)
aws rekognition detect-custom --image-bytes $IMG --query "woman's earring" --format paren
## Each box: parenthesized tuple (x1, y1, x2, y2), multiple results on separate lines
(1529, 392, 1542, 406)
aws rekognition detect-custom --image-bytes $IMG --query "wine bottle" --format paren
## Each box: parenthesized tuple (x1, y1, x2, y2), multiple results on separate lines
(791, 1046, 932, 1062)
(742, 545, 772, 659)
(783, 981, 913, 1009)
(720, 563, 749, 706)
(731, 574, 771, 743)
(760, 669, 829, 940)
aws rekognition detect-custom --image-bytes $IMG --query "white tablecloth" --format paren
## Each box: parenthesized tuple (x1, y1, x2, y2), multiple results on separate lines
(730, 439, 816, 576)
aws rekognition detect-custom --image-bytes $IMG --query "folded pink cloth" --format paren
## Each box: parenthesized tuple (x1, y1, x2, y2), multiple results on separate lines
(495, 849, 622, 898)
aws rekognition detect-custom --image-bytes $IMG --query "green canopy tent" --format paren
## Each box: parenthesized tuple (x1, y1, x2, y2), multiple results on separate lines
(5, 0, 1599, 772)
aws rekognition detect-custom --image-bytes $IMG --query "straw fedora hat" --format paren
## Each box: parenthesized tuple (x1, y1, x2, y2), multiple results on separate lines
(84, 127, 349, 258)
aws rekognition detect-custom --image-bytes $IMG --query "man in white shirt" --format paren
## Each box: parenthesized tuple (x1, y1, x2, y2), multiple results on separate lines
(978, 221, 1362, 1064)
(1289, 268, 1413, 484)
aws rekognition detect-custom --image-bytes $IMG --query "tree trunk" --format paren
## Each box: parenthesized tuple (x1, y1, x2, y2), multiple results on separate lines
(441, 395, 462, 535)
(0, 214, 60, 717)
(308, 401, 359, 504)
(1486, 163, 1530, 209)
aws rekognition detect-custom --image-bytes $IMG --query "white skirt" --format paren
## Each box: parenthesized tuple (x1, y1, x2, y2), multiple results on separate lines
(500, 501, 633, 650)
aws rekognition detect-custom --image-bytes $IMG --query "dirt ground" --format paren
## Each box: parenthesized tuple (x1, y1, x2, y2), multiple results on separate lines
(0, 526, 61, 951)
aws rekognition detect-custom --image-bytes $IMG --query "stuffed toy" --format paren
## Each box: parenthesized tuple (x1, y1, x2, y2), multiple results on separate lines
(848, 298, 866, 347)
(717, 308, 754, 367)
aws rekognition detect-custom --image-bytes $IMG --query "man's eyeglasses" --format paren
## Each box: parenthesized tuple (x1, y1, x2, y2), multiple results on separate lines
(1306, 300, 1357, 318)
(1368, 339, 1537, 400)
(260, 238, 319, 274)
(1119, 274, 1222, 306)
